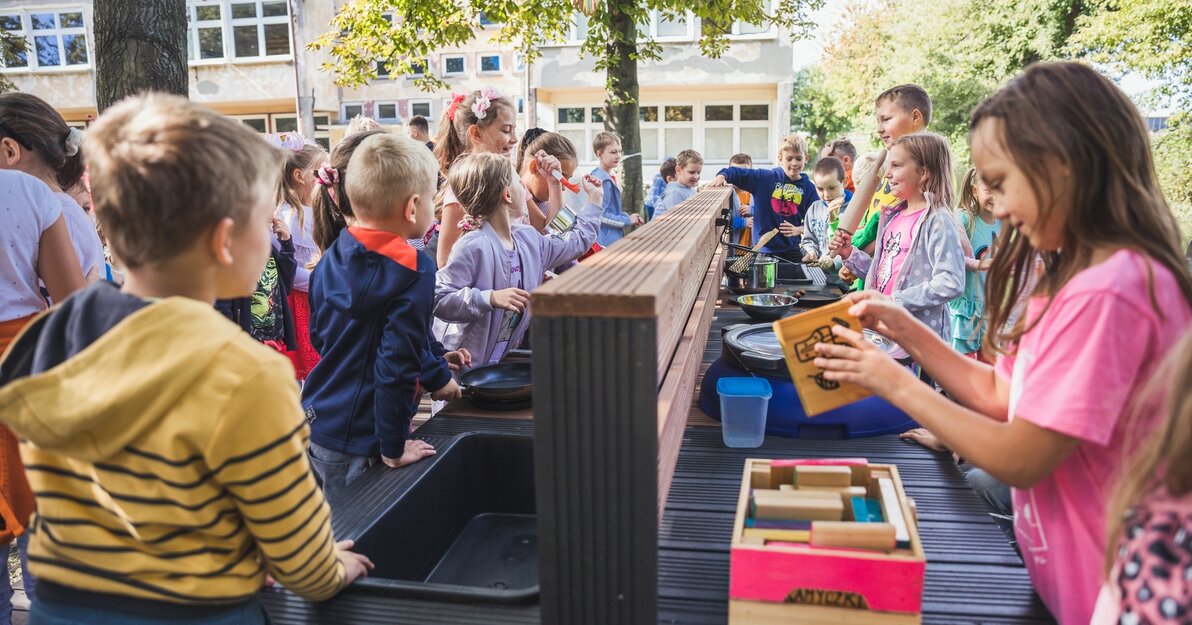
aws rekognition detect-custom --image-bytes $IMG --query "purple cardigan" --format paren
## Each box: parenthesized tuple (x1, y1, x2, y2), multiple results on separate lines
(434, 201, 601, 365)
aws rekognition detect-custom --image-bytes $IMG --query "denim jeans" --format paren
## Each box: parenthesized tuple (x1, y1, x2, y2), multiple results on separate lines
(1, 535, 32, 625)
(29, 597, 271, 625)
(307, 442, 375, 509)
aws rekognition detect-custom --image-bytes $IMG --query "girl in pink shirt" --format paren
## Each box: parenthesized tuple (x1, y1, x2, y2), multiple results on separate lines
(814, 62, 1192, 625)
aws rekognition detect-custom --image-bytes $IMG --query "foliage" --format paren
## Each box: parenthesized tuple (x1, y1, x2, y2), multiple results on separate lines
(1152, 113, 1192, 247)
(1070, 0, 1192, 105)
(0, 29, 27, 93)
(789, 66, 856, 147)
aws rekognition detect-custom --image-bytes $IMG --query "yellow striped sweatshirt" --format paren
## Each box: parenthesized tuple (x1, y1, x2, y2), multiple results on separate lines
(0, 283, 344, 605)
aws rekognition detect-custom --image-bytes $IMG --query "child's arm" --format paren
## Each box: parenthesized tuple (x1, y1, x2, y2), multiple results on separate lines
(599, 179, 632, 230)
(540, 201, 603, 269)
(841, 246, 873, 280)
(851, 211, 880, 254)
(436, 199, 464, 268)
(713, 166, 768, 190)
(892, 213, 966, 310)
(210, 366, 349, 600)
(273, 238, 298, 296)
(434, 247, 495, 323)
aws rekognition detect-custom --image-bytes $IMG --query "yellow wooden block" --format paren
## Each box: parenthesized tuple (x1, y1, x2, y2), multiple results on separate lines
(810, 521, 896, 552)
(796, 465, 852, 487)
(753, 492, 844, 522)
(772, 301, 872, 416)
(750, 463, 772, 489)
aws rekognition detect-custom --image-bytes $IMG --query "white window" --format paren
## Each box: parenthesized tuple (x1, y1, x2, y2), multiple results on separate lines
(478, 12, 498, 28)
(409, 99, 432, 119)
(702, 103, 771, 162)
(443, 54, 465, 76)
(341, 102, 365, 123)
(375, 102, 399, 123)
(0, 9, 90, 70)
(272, 114, 298, 133)
(186, 1, 290, 62)
(479, 54, 501, 74)
(641, 10, 693, 41)
(235, 115, 268, 133)
(566, 12, 589, 43)
(730, 0, 775, 37)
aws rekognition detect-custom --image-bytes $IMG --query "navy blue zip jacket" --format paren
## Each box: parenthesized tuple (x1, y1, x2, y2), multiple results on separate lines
(302, 227, 452, 459)
(717, 166, 819, 255)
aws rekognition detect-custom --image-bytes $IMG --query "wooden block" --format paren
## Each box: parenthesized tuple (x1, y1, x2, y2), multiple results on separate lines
(745, 519, 812, 531)
(798, 485, 868, 497)
(743, 527, 811, 543)
(750, 463, 772, 489)
(741, 535, 766, 546)
(810, 521, 897, 552)
(772, 301, 872, 416)
(850, 497, 885, 523)
(770, 464, 794, 486)
(878, 478, 911, 548)
(753, 492, 843, 522)
(796, 465, 852, 487)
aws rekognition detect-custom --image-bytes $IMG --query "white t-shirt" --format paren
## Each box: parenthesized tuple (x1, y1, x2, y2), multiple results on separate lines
(276, 202, 318, 292)
(0, 170, 63, 321)
(54, 191, 104, 282)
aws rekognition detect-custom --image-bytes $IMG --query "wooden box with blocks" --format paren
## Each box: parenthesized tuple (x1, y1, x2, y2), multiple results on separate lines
(730, 458, 926, 625)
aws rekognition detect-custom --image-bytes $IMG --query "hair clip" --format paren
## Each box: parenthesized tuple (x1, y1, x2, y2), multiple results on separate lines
(315, 163, 340, 188)
(446, 92, 467, 121)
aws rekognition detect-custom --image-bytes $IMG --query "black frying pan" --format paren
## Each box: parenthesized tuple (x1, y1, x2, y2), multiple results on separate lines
(458, 361, 532, 401)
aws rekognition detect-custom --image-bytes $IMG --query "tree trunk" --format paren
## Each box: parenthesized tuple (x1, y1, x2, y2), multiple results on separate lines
(605, 4, 643, 221)
(93, 0, 187, 112)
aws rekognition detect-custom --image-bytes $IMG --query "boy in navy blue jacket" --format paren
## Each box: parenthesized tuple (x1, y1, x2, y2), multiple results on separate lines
(303, 134, 465, 506)
(709, 135, 819, 262)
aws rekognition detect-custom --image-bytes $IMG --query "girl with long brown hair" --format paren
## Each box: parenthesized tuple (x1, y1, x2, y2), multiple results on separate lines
(274, 141, 327, 380)
(814, 62, 1192, 624)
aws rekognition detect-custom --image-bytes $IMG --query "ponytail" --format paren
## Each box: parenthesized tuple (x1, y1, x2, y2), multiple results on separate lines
(311, 129, 385, 253)
(0, 92, 85, 189)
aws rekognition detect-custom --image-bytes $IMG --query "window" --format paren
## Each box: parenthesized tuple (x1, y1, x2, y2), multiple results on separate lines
(410, 100, 432, 118)
(0, 9, 90, 69)
(478, 12, 498, 27)
(187, 1, 290, 61)
(273, 115, 298, 133)
(516, 98, 525, 115)
(640, 9, 692, 41)
(408, 59, 426, 77)
(662, 106, 694, 157)
(236, 115, 268, 133)
(566, 12, 589, 43)
(443, 55, 465, 76)
(702, 103, 771, 161)
(312, 114, 331, 150)
(376, 102, 399, 122)
(342, 102, 364, 122)
(479, 54, 501, 73)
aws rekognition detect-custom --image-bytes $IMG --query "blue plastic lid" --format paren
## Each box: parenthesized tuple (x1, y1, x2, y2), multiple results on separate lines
(716, 377, 772, 399)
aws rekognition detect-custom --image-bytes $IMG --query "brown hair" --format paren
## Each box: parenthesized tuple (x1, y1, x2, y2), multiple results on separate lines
(407, 115, 429, 133)
(1105, 327, 1192, 573)
(675, 149, 703, 170)
(446, 152, 518, 230)
(729, 153, 753, 166)
(778, 134, 808, 157)
(957, 167, 981, 237)
(812, 156, 845, 181)
(86, 93, 283, 270)
(972, 62, 1192, 354)
(592, 131, 620, 155)
(516, 129, 577, 173)
(659, 158, 677, 181)
(890, 132, 954, 210)
(0, 92, 85, 190)
(876, 84, 932, 126)
(346, 133, 438, 220)
(277, 143, 327, 232)
(432, 89, 516, 176)
(822, 137, 857, 162)
(312, 129, 385, 252)
(345, 115, 382, 137)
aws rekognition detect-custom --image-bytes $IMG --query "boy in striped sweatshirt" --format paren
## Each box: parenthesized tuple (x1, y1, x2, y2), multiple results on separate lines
(0, 94, 372, 623)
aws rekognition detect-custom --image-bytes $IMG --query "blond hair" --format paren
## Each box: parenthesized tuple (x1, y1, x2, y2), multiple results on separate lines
(277, 143, 327, 232)
(446, 152, 518, 230)
(889, 132, 954, 210)
(345, 133, 438, 219)
(86, 93, 282, 270)
(432, 89, 516, 176)
(345, 115, 382, 137)
(778, 134, 808, 157)
(675, 149, 703, 169)
(592, 131, 621, 155)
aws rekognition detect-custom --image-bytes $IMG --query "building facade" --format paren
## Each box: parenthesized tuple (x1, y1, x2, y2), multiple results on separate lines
(0, 1, 795, 175)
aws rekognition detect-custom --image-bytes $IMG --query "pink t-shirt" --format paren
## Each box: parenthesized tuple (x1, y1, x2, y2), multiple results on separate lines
(874, 207, 925, 296)
(994, 250, 1192, 625)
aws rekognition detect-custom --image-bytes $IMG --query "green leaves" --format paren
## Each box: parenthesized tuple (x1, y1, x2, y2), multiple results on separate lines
(1070, 0, 1192, 104)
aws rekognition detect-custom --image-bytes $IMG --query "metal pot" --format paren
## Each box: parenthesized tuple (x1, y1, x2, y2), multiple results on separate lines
(724, 254, 777, 294)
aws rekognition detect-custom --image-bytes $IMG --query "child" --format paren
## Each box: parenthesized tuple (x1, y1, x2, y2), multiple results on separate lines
(800, 156, 853, 264)
(949, 168, 1001, 357)
(311, 129, 386, 253)
(835, 85, 932, 283)
(820, 137, 857, 193)
(515, 128, 571, 230)
(815, 62, 1192, 625)
(0, 94, 372, 623)
(433, 88, 556, 266)
(0, 93, 103, 283)
(303, 134, 463, 505)
(1092, 328, 1192, 624)
(728, 153, 754, 245)
(709, 135, 819, 262)
(833, 132, 964, 343)
(346, 115, 382, 137)
(644, 156, 673, 220)
(590, 131, 642, 246)
(406, 114, 434, 150)
(653, 149, 702, 219)
(213, 212, 299, 353)
(435, 153, 603, 367)
(275, 141, 328, 379)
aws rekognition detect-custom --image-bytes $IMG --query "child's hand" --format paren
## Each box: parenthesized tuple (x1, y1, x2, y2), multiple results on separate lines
(739, 206, 751, 217)
(828, 229, 853, 259)
(533, 150, 562, 184)
(813, 324, 917, 399)
(431, 378, 462, 402)
(802, 250, 819, 263)
(707, 174, 728, 188)
(444, 349, 472, 371)
(630, 213, 644, 227)
(744, 217, 753, 230)
(271, 217, 291, 241)
(977, 258, 993, 272)
(838, 265, 856, 285)
(335, 540, 375, 590)
(778, 222, 802, 238)
(491, 288, 531, 312)
(381, 439, 437, 469)
(581, 174, 604, 206)
(899, 428, 948, 452)
(843, 291, 915, 342)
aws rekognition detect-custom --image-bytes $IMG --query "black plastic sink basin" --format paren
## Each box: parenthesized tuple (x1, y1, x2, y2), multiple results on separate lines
(350, 432, 538, 603)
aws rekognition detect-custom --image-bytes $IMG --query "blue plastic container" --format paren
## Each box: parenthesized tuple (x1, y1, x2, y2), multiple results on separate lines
(716, 377, 772, 448)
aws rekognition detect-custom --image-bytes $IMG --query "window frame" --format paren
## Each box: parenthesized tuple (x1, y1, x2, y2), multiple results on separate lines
(186, 0, 292, 65)
(478, 53, 502, 74)
(408, 99, 433, 120)
(700, 101, 772, 164)
(0, 7, 92, 72)
(442, 54, 466, 76)
(340, 101, 365, 124)
(374, 100, 401, 124)
(647, 9, 695, 42)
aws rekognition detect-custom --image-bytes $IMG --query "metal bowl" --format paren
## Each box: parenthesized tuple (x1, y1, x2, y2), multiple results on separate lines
(736, 293, 799, 321)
